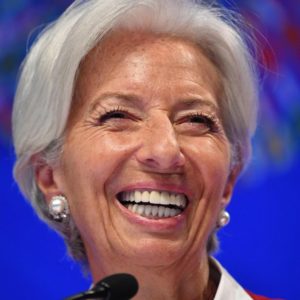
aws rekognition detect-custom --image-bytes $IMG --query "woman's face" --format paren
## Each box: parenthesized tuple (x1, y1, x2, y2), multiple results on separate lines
(52, 32, 237, 277)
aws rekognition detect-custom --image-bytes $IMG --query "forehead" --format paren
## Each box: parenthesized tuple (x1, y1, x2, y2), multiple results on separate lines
(72, 30, 222, 113)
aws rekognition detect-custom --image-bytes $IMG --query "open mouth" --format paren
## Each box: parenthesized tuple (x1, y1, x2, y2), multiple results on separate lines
(117, 190, 188, 219)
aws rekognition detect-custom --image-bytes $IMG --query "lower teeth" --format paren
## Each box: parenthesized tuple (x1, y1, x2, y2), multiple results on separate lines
(125, 204, 181, 218)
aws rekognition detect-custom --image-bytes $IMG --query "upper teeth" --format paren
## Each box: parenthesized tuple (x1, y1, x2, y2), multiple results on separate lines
(121, 190, 187, 209)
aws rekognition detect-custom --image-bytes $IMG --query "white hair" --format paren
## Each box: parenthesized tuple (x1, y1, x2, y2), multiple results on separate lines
(13, 0, 258, 262)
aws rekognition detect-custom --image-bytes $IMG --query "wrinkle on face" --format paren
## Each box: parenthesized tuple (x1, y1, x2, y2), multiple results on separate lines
(68, 30, 223, 128)
(55, 31, 234, 296)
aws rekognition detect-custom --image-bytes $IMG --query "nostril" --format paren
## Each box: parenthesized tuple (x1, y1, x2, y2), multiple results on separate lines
(144, 157, 159, 167)
(137, 153, 185, 171)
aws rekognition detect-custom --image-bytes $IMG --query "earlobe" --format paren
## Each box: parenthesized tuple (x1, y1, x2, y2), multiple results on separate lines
(33, 155, 63, 204)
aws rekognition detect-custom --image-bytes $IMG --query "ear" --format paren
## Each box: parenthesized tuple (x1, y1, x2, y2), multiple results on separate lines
(221, 164, 242, 207)
(32, 155, 64, 205)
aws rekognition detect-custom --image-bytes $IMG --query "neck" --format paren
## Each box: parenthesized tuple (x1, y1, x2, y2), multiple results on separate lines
(132, 260, 214, 300)
(90, 253, 217, 300)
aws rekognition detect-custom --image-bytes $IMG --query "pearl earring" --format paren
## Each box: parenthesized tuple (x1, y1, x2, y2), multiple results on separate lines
(49, 195, 69, 222)
(217, 210, 230, 228)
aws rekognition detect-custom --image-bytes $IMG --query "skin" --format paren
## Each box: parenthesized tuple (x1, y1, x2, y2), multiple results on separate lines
(36, 31, 239, 300)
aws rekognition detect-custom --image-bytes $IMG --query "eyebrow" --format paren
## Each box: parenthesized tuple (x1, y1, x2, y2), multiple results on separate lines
(174, 98, 219, 113)
(88, 92, 219, 113)
(88, 92, 142, 112)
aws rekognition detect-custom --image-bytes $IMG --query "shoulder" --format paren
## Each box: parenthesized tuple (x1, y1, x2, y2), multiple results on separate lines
(246, 290, 284, 300)
(210, 258, 282, 300)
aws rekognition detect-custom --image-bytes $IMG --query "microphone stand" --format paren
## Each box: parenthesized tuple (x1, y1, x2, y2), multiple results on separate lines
(65, 283, 111, 300)
(65, 273, 138, 300)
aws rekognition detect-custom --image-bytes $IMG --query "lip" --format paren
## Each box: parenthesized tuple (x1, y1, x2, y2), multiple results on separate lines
(113, 182, 192, 232)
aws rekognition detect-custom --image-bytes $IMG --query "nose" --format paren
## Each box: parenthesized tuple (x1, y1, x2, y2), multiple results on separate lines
(136, 116, 186, 172)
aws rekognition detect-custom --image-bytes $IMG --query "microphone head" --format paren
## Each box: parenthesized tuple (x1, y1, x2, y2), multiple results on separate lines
(94, 273, 138, 300)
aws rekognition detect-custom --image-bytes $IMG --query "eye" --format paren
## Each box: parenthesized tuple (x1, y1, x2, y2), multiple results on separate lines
(188, 113, 215, 127)
(188, 114, 212, 125)
(99, 108, 129, 123)
(178, 112, 220, 133)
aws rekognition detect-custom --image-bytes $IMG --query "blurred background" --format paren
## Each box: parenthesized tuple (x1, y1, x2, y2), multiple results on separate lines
(0, 0, 299, 299)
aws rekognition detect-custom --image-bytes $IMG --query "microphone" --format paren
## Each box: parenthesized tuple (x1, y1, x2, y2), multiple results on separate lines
(65, 273, 139, 300)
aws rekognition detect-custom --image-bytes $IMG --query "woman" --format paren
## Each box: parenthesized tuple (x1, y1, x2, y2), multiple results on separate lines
(12, 0, 275, 299)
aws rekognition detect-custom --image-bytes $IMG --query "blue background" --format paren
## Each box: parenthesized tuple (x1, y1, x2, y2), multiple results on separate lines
(1, 0, 299, 299)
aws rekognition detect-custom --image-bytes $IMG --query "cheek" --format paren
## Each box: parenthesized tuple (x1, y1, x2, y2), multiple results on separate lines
(184, 137, 231, 190)
(61, 130, 141, 194)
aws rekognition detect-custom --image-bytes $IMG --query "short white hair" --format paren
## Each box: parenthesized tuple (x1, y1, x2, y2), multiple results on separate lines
(13, 0, 258, 262)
